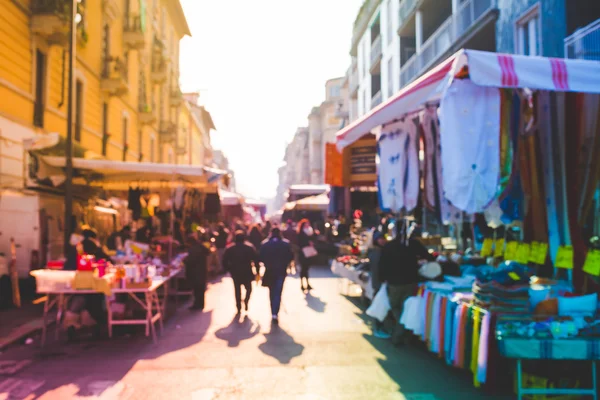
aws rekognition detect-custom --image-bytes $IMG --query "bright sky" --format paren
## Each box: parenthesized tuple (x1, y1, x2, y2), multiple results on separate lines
(179, 0, 364, 200)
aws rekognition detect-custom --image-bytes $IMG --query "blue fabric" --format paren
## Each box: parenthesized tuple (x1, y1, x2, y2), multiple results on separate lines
(269, 276, 285, 316)
(445, 300, 457, 365)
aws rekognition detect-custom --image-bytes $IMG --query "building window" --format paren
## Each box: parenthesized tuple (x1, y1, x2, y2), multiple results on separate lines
(387, 57, 394, 98)
(515, 4, 541, 56)
(150, 135, 155, 162)
(123, 52, 129, 82)
(101, 102, 109, 156)
(74, 80, 83, 142)
(167, 149, 173, 164)
(329, 85, 341, 98)
(122, 116, 128, 161)
(138, 129, 143, 159)
(33, 49, 47, 128)
(387, 0, 393, 45)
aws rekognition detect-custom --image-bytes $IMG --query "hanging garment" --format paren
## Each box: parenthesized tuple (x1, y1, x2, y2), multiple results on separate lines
(421, 108, 462, 224)
(439, 79, 501, 214)
(470, 308, 481, 387)
(538, 91, 571, 264)
(477, 312, 491, 385)
(499, 92, 523, 223)
(128, 188, 142, 220)
(377, 119, 418, 212)
(497, 89, 515, 198)
(577, 93, 600, 225)
(445, 300, 458, 365)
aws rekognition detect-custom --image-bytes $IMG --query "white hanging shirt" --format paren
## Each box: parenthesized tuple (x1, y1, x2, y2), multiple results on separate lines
(377, 119, 418, 212)
(439, 79, 501, 214)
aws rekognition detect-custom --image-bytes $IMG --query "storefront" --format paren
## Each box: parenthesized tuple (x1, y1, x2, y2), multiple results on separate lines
(332, 49, 600, 398)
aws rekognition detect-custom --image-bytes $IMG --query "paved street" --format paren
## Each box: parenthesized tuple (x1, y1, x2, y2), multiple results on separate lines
(0, 268, 509, 400)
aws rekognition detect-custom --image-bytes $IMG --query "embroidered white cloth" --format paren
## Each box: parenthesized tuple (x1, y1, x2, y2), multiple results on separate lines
(440, 79, 501, 213)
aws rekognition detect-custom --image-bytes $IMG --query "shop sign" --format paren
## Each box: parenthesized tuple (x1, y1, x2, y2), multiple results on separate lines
(324, 143, 344, 187)
(347, 136, 376, 185)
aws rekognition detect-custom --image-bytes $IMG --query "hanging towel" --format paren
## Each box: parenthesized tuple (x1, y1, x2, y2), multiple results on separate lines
(377, 119, 418, 212)
(440, 79, 501, 213)
(470, 308, 481, 387)
(477, 312, 491, 384)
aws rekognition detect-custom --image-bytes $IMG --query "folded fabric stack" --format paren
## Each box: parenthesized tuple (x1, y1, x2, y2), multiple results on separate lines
(472, 262, 533, 312)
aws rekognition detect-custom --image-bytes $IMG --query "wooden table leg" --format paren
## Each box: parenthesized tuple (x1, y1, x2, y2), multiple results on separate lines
(55, 294, 65, 341)
(41, 294, 50, 348)
(105, 295, 113, 339)
(145, 292, 157, 343)
(154, 291, 164, 334)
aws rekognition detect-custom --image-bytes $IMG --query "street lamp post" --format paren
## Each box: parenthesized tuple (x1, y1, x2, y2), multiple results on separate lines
(63, 0, 77, 255)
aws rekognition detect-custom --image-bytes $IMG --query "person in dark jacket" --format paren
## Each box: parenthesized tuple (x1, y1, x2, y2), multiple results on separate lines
(297, 219, 316, 291)
(247, 225, 264, 253)
(106, 225, 131, 251)
(184, 234, 211, 311)
(368, 230, 391, 339)
(214, 223, 229, 273)
(259, 228, 294, 324)
(380, 222, 433, 345)
(222, 231, 259, 314)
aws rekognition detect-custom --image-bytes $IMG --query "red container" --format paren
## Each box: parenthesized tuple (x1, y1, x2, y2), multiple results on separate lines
(47, 260, 65, 270)
(77, 254, 95, 271)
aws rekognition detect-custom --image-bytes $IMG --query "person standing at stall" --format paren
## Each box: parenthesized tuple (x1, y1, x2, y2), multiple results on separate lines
(184, 233, 211, 311)
(222, 231, 259, 314)
(297, 219, 317, 291)
(259, 227, 294, 324)
(368, 230, 391, 339)
(380, 222, 433, 345)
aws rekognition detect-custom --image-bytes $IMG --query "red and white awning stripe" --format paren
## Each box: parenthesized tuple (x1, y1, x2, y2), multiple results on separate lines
(336, 49, 600, 151)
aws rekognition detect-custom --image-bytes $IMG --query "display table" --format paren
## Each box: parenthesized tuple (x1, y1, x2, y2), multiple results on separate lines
(498, 337, 599, 400)
(37, 269, 180, 346)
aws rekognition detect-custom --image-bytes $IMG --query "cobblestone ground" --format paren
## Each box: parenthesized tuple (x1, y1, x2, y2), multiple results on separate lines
(0, 268, 511, 400)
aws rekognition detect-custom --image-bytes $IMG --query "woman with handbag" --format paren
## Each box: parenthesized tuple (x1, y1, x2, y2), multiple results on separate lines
(297, 219, 317, 291)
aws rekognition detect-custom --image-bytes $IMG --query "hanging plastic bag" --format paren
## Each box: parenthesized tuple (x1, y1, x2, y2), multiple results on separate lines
(400, 296, 424, 335)
(366, 283, 391, 322)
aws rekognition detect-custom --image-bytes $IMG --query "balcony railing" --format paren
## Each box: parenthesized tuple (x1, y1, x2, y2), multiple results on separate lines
(399, 0, 493, 86)
(398, 0, 418, 31)
(101, 57, 128, 96)
(123, 15, 145, 50)
(159, 121, 176, 142)
(139, 104, 156, 125)
(370, 35, 383, 69)
(371, 90, 383, 109)
(565, 18, 600, 60)
(31, 0, 70, 46)
(151, 58, 168, 83)
(170, 88, 182, 107)
(351, 0, 383, 54)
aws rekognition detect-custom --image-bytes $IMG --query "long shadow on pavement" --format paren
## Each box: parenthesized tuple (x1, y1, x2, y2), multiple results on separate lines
(304, 292, 327, 313)
(342, 294, 512, 400)
(258, 324, 304, 365)
(1, 301, 214, 399)
(215, 314, 260, 347)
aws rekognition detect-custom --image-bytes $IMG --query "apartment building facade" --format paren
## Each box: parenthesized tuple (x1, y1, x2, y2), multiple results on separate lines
(347, 0, 600, 122)
(0, 0, 213, 192)
(307, 77, 347, 184)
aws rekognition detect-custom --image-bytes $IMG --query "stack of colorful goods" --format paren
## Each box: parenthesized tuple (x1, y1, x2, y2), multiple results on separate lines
(471, 262, 532, 313)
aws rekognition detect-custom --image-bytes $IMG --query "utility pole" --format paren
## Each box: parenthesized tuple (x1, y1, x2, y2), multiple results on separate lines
(63, 0, 77, 255)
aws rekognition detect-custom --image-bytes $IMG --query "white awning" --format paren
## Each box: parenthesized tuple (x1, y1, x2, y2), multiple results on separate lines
(220, 189, 244, 206)
(38, 156, 227, 190)
(294, 192, 329, 211)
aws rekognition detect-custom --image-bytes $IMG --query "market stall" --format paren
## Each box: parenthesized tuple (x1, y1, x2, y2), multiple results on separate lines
(334, 49, 600, 397)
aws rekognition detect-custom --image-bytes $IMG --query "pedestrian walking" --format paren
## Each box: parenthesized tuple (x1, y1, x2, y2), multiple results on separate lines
(248, 224, 264, 252)
(297, 219, 317, 291)
(259, 227, 294, 324)
(184, 233, 211, 311)
(214, 222, 229, 273)
(222, 230, 259, 314)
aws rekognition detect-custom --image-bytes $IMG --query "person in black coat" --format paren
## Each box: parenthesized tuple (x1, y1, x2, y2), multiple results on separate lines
(248, 225, 264, 253)
(259, 228, 294, 324)
(184, 234, 211, 311)
(222, 231, 259, 314)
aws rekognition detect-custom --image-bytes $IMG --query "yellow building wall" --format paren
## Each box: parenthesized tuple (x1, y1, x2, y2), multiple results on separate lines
(0, 0, 34, 124)
(0, 0, 187, 167)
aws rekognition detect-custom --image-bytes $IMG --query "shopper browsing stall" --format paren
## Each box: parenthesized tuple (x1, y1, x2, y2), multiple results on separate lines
(184, 232, 211, 311)
(297, 219, 317, 291)
(380, 222, 434, 345)
(368, 230, 391, 339)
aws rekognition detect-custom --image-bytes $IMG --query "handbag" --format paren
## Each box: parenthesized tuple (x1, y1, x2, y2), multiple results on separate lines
(302, 245, 318, 258)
